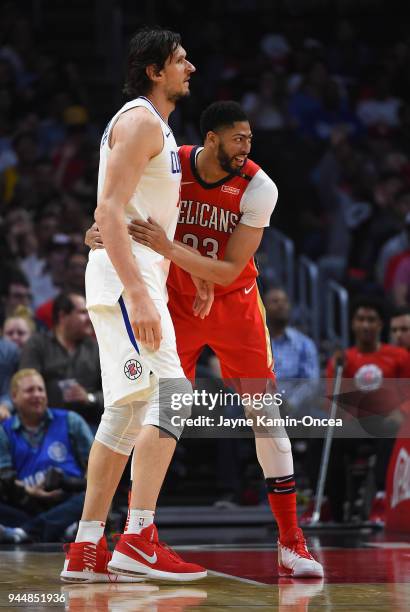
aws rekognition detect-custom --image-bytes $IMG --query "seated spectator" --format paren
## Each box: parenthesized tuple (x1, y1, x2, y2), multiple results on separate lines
(264, 286, 320, 416)
(8, 131, 41, 209)
(2, 208, 37, 265)
(0, 338, 19, 422)
(20, 293, 102, 427)
(378, 206, 410, 289)
(19, 212, 59, 295)
(0, 369, 93, 543)
(325, 296, 410, 523)
(287, 60, 329, 134)
(390, 306, 410, 351)
(241, 72, 285, 131)
(3, 305, 34, 349)
(347, 174, 405, 280)
(36, 251, 87, 329)
(391, 251, 410, 306)
(356, 74, 401, 132)
(26, 233, 73, 310)
(53, 106, 90, 191)
(383, 249, 410, 294)
(0, 270, 33, 325)
(302, 79, 362, 142)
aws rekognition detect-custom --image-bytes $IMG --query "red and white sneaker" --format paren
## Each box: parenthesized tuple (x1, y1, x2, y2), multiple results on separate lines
(60, 536, 143, 583)
(278, 528, 324, 578)
(108, 525, 207, 581)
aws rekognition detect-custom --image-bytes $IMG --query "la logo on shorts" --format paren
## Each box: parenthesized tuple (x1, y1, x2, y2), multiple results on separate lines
(124, 359, 142, 380)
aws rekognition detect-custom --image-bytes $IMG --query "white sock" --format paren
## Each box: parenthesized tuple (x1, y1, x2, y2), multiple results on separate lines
(75, 520, 105, 544)
(125, 509, 154, 534)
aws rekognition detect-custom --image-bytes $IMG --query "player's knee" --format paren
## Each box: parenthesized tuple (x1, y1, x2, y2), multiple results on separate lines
(177, 378, 193, 420)
(141, 378, 193, 440)
(162, 377, 193, 418)
(95, 403, 142, 456)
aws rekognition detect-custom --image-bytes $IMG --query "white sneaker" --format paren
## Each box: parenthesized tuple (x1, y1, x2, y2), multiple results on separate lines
(278, 528, 324, 578)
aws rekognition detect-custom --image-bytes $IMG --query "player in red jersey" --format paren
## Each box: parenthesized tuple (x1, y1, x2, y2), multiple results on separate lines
(88, 101, 323, 577)
(325, 295, 410, 522)
(166, 111, 277, 387)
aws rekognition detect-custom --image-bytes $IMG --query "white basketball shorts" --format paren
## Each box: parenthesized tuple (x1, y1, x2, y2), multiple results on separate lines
(86, 249, 185, 406)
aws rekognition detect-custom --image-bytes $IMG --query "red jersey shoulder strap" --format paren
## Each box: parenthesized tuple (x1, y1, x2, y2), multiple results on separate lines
(239, 158, 260, 181)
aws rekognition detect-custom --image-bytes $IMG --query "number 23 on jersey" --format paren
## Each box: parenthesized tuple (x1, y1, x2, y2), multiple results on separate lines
(182, 233, 219, 258)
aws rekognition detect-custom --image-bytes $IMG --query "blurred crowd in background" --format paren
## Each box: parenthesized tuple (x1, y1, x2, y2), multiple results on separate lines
(0, 0, 410, 538)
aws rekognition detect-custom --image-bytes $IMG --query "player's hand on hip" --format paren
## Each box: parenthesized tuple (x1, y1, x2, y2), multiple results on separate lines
(191, 277, 214, 319)
(129, 296, 162, 351)
(128, 217, 172, 257)
(191, 275, 208, 300)
(85, 223, 104, 250)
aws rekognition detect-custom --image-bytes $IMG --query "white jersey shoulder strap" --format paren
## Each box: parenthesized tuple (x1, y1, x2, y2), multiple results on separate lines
(101, 96, 172, 149)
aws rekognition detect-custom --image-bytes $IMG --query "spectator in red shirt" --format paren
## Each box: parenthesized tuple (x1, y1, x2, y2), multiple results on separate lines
(325, 296, 410, 522)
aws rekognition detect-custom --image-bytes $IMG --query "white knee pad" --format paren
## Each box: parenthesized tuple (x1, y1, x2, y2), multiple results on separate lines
(95, 402, 146, 456)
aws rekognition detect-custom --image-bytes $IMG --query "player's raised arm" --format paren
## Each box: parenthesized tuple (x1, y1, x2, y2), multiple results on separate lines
(95, 108, 163, 350)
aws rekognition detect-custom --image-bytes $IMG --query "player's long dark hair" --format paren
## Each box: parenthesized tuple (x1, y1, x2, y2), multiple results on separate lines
(124, 26, 181, 98)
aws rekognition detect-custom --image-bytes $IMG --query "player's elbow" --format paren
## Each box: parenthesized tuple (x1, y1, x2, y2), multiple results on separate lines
(216, 267, 240, 286)
(94, 203, 107, 227)
(217, 275, 235, 287)
(95, 200, 116, 227)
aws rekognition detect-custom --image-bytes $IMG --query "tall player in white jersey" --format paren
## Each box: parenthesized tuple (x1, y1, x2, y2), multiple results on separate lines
(61, 27, 206, 583)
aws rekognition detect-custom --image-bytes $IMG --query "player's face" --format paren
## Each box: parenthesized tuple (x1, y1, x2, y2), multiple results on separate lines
(163, 46, 196, 102)
(215, 122, 252, 174)
(12, 374, 47, 419)
(352, 308, 382, 344)
(390, 315, 410, 350)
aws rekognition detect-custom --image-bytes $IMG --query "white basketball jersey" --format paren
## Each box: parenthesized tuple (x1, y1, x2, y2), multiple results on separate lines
(86, 96, 181, 307)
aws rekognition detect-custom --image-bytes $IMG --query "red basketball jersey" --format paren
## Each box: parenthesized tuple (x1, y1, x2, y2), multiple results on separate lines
(167, 145, 270, 296)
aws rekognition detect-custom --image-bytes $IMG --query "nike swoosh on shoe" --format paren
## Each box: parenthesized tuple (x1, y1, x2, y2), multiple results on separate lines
(125, 542, 157, 564)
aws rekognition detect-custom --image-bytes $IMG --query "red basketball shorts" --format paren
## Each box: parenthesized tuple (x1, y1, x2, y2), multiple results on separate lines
(167, 282, 275, 394)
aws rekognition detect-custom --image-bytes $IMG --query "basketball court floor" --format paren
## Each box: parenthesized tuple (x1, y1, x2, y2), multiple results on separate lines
(1, 526, 409, 610)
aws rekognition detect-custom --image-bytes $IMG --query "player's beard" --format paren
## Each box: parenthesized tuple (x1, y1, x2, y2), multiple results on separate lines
(167, 85, 190, 103)
(217, 143, 242, 175)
